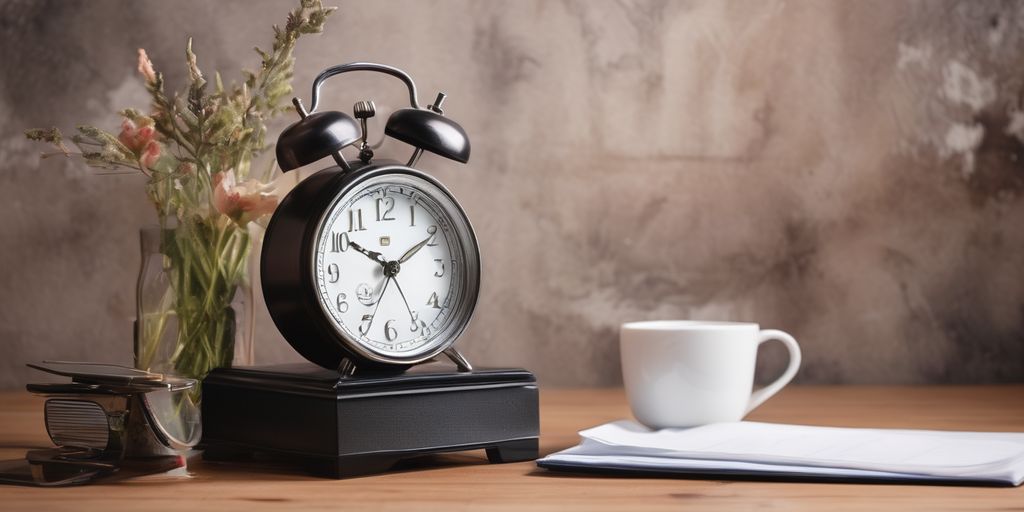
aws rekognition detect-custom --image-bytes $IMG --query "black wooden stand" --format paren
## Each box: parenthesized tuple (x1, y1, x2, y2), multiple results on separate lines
(200, 363, 539, 478)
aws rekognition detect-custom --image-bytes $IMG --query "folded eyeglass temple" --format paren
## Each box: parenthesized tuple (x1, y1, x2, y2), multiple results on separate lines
(44, 400, 112, 451)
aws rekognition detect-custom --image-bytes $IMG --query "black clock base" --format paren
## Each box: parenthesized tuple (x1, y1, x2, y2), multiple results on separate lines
(200, 362, 539, 478)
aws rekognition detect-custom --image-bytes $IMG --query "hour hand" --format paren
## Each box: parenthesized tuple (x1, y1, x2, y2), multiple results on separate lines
(349, 241, 386, 266)
(399, 236, 433, 263)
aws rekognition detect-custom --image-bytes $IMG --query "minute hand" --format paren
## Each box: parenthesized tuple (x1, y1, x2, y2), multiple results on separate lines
(398, 236, 433, 263)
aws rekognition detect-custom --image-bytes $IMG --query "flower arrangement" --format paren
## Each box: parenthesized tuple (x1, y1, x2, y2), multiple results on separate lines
(26, 0, 335, 386)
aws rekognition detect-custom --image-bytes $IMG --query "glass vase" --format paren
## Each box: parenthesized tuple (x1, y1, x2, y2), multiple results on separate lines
(134, 224, 255, 398)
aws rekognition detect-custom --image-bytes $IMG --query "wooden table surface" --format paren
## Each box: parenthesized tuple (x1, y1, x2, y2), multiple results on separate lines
(0, 386, 1021, 511)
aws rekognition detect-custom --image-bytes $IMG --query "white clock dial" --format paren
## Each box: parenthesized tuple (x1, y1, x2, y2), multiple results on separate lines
(312, 174, 471, 359)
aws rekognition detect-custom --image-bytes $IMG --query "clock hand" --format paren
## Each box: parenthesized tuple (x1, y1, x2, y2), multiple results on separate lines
(398, 236, 433, 264)
(363, 276, 391, 334)
(390, 276, 417, 322)
(349, 240, 387, 266)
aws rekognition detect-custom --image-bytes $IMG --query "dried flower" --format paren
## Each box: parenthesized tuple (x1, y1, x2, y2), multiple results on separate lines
(24, 0, 335, 387)
(213, 170, 279, 226)
(137, 49, 157, 85)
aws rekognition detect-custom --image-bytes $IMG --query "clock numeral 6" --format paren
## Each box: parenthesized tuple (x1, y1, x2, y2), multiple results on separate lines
(327, 263, 340, 283)
(336, 292, 349, 313)
(384, 319, 398, 342)
(330, 232, 350, 252)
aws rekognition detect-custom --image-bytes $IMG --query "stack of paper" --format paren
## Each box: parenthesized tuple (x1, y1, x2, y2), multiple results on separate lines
(537, 421, 1024, 486)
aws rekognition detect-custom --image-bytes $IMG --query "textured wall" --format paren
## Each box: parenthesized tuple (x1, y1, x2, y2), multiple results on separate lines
(1, 0, 1022, 388)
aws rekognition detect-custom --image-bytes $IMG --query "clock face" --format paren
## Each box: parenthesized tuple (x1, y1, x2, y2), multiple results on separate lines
(312, 173, 478, 362)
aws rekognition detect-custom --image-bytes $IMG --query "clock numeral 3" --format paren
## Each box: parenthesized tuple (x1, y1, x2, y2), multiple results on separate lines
(336, 293, 349, 313)
(433, 259, 445, 278)
(348, 209, 366, 232)
(426, 292, 441, 309)
(330, 232, 350, 252)
(376, 197, 396, 222)
(327, 263, 340, 283)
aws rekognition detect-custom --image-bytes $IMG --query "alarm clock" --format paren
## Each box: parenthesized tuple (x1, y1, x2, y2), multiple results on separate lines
(262, 62, 479, 375)
(200, 63, 539, 478)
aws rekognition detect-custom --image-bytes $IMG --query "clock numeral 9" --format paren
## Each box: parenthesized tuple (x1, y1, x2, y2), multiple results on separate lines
(376, 197, 396, 222)
(327, 263, 340, 283)
(336, 293, 348, 313)
(330, 232, 350, 252)
(384, 319, 398, 342)
(348, 209, 366, 232)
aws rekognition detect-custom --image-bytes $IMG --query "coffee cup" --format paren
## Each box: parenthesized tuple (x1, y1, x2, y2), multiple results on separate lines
(620, 320, 801, 429)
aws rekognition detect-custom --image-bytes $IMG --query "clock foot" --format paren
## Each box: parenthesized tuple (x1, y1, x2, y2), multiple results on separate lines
(486, 438, 539, 464)
(443, 347, 473, 372)
(337, 358, 358, 378)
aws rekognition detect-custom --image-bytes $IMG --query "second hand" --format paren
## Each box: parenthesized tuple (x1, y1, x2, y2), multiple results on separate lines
(391, 277, 417, 323)
(363, 276, 391, 335)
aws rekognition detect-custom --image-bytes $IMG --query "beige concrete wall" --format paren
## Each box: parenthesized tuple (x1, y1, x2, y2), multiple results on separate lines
(1, 0, 1022, 388)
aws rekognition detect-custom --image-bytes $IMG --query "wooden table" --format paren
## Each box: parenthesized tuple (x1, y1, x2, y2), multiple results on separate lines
(0, 386, 1021, 511)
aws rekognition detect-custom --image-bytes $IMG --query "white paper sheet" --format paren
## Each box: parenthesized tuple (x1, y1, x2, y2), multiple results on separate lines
(537, 421, 1024, 485)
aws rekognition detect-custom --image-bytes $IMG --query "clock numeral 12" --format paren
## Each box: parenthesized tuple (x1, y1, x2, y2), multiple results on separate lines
(376, 197, 395, 222)
(348, 209, 366, 232)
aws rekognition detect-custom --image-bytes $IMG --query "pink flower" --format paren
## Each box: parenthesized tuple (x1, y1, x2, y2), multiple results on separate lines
(119, 118, 162, 170)
(137, 49, 157, 85)
(212, 170, 278, 226)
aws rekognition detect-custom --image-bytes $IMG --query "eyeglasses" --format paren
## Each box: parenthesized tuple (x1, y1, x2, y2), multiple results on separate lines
(0, 362, 200, 487)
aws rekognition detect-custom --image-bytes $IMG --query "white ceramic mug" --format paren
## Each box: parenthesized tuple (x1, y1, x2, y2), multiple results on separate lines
(620, 320, 801, 429)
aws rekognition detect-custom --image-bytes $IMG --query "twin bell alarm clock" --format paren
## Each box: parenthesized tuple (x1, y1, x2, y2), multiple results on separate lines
(200, 62, 539, 478)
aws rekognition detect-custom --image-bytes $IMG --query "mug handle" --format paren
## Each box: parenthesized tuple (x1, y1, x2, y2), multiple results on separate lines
(745, 329, 802, 414)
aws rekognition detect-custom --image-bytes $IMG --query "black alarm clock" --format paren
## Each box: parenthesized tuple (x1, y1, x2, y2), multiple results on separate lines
(200, 63, 538, 478)
(262, 62, 479, 375)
